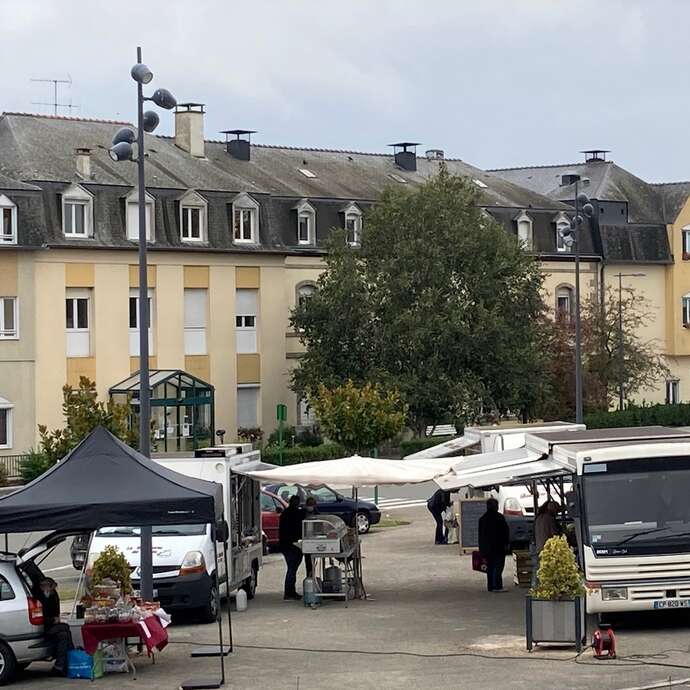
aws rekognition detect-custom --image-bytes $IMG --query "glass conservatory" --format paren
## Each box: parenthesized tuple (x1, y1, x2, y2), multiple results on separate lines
(109, 369, 215, 452)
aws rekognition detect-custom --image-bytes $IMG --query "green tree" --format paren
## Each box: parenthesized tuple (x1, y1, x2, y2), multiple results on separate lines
(531, 535, 584, 600)
(292, 167, 548, 433)
(308, 381, 407, 454)
(21, 377, 135, 481)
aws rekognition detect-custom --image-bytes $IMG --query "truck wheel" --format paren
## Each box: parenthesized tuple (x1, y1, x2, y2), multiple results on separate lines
(242, 564, 258, 600)
(198, 580, 220, 624)
(0, 641, 17, 685)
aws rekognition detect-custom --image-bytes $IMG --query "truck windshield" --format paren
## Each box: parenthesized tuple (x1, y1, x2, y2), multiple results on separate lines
(96, 525, 206, 537)
(584, 463, 690, 548)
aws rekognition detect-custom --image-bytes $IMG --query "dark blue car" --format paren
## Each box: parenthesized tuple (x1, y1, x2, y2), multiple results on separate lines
(264, 483, 381, 534)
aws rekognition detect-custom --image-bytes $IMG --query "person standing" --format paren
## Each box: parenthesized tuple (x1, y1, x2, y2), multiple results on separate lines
(427, 489, 452, 544)
(36, 578, 73, 676)
(535, 500, 559, 553)
(279, 495, 305, 600)
(478, 497, 510, 592)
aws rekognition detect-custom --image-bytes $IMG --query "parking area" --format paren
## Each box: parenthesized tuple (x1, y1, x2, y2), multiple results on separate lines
(12, 503, 690, 689)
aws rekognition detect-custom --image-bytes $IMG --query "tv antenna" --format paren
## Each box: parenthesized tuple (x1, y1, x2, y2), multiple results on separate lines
(30, 76, 79, 115)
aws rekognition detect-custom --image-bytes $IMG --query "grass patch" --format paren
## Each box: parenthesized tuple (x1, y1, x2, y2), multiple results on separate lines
(372, 518, 410, 530)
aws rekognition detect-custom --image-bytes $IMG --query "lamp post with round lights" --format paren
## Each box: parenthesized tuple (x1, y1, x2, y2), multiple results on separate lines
(109, 47, 176, 601)
(557, 175, 594, 423)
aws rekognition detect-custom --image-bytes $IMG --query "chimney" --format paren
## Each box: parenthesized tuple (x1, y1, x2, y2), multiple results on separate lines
(426, 149, 444, 161)
(221, 130, 256, 161)
(581, 149, 610, 163)
(174, 103, 205, 157)
(389, 142, 419, 172)
(75, 147, 91, 178)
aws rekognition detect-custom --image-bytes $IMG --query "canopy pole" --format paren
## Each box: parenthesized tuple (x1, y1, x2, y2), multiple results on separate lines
(213, 525, 226, 685)
(223, 538, 233, 651)
(70, 531, 95, 619)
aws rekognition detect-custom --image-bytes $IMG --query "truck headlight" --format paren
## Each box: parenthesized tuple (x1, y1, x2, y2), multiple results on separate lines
(180, 550, 206, 576)
(602, 587, 628, 601)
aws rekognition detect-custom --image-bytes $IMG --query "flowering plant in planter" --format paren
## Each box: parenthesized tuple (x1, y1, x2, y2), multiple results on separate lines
(530, 535, 584, 600)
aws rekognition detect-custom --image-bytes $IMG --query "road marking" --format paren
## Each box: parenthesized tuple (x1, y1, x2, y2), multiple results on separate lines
(43, 565, 73, 573)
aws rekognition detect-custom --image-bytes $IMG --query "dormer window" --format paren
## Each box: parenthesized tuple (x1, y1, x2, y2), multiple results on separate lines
(179, 190, 207, 243)
(62, 184, 93, 238)
(0, 195, 17, 244)
(232, 192, 259, 244)
(514, 210, 533, 250)
(126, 189, 155, 242)
(342, 202, 363, 246)
(555, 212, 572, 253)
(295, 200, 316, 246)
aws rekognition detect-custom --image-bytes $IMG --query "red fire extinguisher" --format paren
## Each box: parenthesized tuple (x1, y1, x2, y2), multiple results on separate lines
(592, 624, 616, 659)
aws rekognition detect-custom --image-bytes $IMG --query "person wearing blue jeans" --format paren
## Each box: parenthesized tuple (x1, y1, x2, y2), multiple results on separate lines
(478, 498, 510, 592)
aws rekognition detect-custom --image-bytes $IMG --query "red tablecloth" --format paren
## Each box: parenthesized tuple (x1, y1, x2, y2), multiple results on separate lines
(81, 616, 168, 656)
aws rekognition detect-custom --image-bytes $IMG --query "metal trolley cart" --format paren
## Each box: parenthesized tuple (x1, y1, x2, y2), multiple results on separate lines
(301, 515, 360, 606)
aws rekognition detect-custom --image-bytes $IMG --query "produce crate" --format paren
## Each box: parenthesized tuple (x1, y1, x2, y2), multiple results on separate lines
(513, 550, 532, 588)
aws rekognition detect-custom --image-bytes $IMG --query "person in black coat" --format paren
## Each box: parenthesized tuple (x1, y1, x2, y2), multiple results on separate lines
(427, 489, 452, 544)
(478, 497, 510, 592)
(36, 578, 73, 676)
(279, 495, 306, 600)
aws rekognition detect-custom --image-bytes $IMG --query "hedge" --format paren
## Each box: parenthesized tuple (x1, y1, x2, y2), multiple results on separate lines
(584, 403, 690, 429)
(262, 442, 346, 466)
(399, 436, 455, 457)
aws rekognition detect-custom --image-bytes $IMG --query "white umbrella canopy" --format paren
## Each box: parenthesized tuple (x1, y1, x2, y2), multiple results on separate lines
(246, 454, 449, 489)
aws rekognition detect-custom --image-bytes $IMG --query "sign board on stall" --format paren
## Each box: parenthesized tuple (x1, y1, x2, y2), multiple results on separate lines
(458, 498, 486, 554)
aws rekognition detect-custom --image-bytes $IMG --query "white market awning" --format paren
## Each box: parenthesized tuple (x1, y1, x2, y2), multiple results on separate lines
(404, 435, 477, 460)
(246, 455, 450, 489)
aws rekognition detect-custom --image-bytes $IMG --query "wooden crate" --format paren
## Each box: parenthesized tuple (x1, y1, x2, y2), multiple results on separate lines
(513, 550, 532, 588)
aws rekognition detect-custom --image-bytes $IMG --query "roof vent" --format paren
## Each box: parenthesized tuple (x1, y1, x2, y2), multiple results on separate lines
(561, 170, 581, 186)
(581, 149, 610, 162)
(389, 142, 419, 172)
(75, 147, 91, 178)
(426, 149, 444, 161)
(222, 129, 256, 161)
(175, 103, 205, 158)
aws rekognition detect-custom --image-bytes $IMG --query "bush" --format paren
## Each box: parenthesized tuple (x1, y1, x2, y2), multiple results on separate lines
(20, 450, 54, 483)
(295, 428, 323, 447)
(237, 427, 263, 444)
(531, 535, 584, 600)
(91, 545, 132, 594)
(262, 443, 345, 466)
(266, 426, 323, 448)
(584, 403, 690, 429)
(0, 464, 7, 487)
(399, 436, 454, 457)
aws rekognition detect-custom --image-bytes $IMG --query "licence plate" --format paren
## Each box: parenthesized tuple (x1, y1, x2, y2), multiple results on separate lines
(653, 599, 690, 609)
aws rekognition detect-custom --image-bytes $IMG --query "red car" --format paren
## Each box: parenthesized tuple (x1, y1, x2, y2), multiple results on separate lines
(261, 489, 287, 551)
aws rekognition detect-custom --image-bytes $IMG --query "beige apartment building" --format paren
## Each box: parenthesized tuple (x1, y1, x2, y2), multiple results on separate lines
(0, 112, 683, 456)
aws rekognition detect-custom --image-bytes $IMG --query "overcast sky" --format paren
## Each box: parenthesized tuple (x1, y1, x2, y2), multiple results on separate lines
(1, 0, 688, 182)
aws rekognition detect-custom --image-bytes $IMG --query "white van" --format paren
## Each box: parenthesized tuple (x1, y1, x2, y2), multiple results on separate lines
(88, 446, 263, 622)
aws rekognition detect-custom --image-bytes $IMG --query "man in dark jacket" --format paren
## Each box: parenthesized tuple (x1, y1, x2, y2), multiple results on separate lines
(37, 578, 73, 676)
(427, 489, 452, 544)
(279, 495, 305, 600)
(478, 497, 510, 592)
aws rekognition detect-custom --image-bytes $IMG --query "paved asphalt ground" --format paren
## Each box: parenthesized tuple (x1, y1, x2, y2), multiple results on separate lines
(10, 501, 690, 690)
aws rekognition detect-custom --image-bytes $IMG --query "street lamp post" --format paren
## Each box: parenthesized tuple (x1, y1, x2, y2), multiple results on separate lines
(109, 47, 176, 601)
(615, 272, 645, 411)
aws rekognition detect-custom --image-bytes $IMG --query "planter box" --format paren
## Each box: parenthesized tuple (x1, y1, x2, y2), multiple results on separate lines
(526, 596, 584, 652)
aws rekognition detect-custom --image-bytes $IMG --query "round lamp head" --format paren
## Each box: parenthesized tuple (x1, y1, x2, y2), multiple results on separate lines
(131, 63, 153, 84)
(577, 192, 590, 205)
(142, 110, 160, 133)
(582, 202, 594, 218)
(112, 127, 136, 146)
(151, 88, 177, 110)
(108, 141, 134, 162)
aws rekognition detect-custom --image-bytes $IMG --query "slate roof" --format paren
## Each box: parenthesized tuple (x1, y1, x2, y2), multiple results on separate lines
(651, 181, 690, 225)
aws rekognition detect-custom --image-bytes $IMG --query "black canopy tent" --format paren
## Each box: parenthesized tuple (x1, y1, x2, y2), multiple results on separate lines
(0, 426, 230, 688)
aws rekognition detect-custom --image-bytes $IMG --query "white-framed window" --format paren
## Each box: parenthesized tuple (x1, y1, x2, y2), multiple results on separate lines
(126, 189, 155, 242)
(65, 289, 91, 357)
(666, 379, 680, 405)
(343, 203, 363, 246)
(555, 212, 572, 253)
(515, 210, 533, 250)
(0, 396, 12, 449)
(295, 199, 316, 245)
(232, 193, 259, 244)
(556, 285, 574, 322)
(0, 297, 17, 339)
(683, 294, 690, 328)
(62, 184, 93, 238)
(0, 195, 17, 245)
(683, 226, 690, 259)
(180, 191, 207, 243)
(184, 288, 207, 355)
(296, 282, 317, 308)
(129, 288, 155, 356)
(236, 288, 258, 354)
(237, 385, 260, 428)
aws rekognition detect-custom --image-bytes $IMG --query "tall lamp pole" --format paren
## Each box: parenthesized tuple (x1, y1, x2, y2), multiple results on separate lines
(109, 48, 176, 600)
(615, 272, 645, 411)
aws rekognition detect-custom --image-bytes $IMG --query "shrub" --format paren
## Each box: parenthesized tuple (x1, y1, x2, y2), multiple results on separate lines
(262, 443, 345, 466)
(20, 450, 53, 483)
(266, 426, 296, 447)
(531, 535, 584, 600)
(0, 463, 7, 487)
(584, 403, 690, 430)
(237, 427, 263, 444)
(399, 436, 454, 457)
(91, 545, 132, 594)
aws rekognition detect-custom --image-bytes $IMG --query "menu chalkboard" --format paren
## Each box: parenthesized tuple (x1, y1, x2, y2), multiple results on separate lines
(459, 499, 486, 552)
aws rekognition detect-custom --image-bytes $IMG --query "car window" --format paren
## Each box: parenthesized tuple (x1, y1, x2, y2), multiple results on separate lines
(278, 485, 303, 502)
(0, 575, 14, 601)
(309, 487, 336, 502)
(260, 494, 274, 511)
